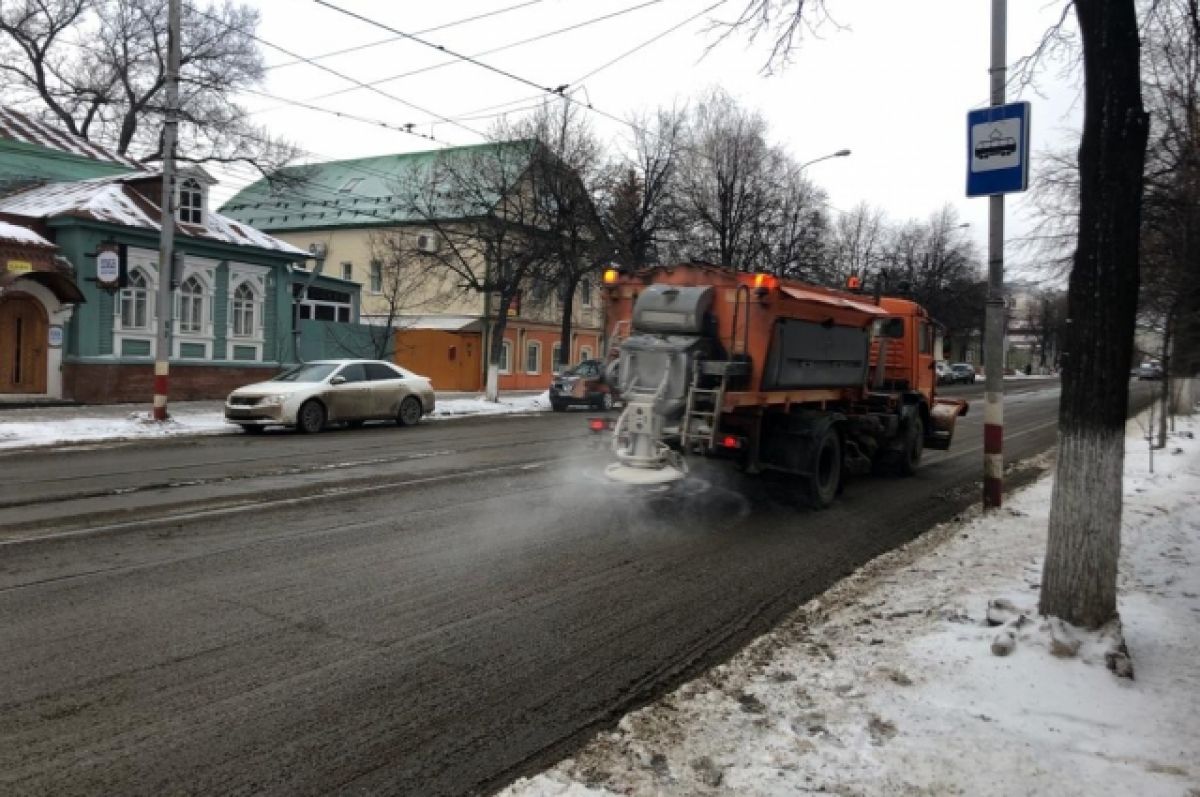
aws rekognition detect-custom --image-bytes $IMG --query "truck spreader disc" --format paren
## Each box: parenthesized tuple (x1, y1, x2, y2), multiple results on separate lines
(604, 462, 687, 485)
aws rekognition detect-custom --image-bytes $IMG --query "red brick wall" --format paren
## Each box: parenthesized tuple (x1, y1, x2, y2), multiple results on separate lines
(497, 325, 601, 391)
(62, 363, 281, 403)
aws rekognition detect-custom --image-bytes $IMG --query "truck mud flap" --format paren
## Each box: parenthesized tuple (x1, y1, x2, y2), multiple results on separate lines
(926, 398, 969, 450)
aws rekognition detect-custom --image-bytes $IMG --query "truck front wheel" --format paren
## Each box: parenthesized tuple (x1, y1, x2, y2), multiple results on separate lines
(805, 427, 842, 509)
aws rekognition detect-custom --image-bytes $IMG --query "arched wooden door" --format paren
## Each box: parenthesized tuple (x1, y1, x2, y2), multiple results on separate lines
(0, 294, 48, 394)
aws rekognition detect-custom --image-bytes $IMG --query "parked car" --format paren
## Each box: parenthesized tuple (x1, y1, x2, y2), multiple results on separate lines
(935, 361, 953, 385)
(1136, 362, 1164, 380)
(550, 359, 618, 411)
(224, 359, 436, 433)
(949, 363, 977, 384)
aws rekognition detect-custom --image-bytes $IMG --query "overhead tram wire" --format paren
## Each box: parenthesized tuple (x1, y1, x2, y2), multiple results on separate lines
(263, 0, 547, 71)
(314, 0, 735, 166)
(180, 1, 491, 143)
(298, 0, 665, 105)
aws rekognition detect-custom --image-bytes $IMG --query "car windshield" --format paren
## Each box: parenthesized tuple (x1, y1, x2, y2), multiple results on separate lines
(273, 363, 339, 383)
(565, 361, 600, 377)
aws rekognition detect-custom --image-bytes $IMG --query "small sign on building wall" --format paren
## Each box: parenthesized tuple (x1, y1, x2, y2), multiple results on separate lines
(96, 249, 121, 287)
(48, 326, 63, 348)
(5, 259, 33, 274)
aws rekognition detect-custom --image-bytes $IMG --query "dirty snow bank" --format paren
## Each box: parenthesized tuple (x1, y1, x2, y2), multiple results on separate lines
(502, 413, 1200, 796)
(0, 393, 553, 450)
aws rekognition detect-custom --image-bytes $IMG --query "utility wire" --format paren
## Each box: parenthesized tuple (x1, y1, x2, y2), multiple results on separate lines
(264, 0, 546, 71)
(298, 1, 664, 105)
(182, 1, 490, 142)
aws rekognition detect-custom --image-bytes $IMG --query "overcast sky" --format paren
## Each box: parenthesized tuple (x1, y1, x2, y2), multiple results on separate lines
(222, 0, 1083, 273)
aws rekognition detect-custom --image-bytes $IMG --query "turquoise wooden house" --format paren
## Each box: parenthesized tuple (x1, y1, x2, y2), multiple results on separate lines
(0, 106, 361, 403)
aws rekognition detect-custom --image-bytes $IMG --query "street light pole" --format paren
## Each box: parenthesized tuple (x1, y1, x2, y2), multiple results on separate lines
(983, 0, 1007, 508)
(797, 148, 852, 171)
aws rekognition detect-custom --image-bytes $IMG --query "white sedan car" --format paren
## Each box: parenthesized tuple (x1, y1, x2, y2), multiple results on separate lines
(225, 359, 436, 434)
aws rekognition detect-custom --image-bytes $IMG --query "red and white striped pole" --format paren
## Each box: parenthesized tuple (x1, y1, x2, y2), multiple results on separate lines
(983, 0, 1007, 508)
(153, 0, 181, 422)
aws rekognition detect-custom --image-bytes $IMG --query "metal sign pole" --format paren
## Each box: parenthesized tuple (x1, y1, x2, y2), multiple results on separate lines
(153, 0, 181, 421)
(983, 0, 1007, 508)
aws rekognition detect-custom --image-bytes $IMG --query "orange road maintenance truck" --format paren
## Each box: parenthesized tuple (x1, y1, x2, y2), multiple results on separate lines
(593, 263, 969, 507)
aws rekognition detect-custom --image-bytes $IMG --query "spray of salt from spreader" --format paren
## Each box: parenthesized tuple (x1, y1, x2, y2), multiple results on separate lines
(603, 284, 720, 486)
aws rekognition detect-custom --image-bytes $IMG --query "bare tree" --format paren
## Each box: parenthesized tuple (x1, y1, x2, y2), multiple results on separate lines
(1041, 0, 1149, 629)
(828, 201, 887, 285)
(601, 105, 687, 269)
(392, 140, 556, 401)
(507, 101, 610, 373)
(675, 88, 776, 268)
(0, 0, 295, 172)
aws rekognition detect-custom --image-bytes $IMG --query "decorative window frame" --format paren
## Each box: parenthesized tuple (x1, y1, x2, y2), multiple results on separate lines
(227, 262, 269, 361)
(498, 339, 513, 375)
(177, 177, 206, 225)
(525, 340, 542, 375)
(173, 257, 218, 360)
(112, 247, 159, 358)
(551, 342, 563, 372)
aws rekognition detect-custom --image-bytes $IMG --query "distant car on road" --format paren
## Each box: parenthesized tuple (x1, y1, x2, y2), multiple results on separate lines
(935, 361, 953, 385)
(1135, 362, 1164, 380)
(949, 363, 977, 384)
(550, 359, 618, 411)
(224, 359, 436, 433)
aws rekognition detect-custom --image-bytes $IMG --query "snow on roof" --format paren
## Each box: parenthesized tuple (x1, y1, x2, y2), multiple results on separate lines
(0, 220, 54, 248)
(0, 107, 144, 170)
(0, 173, 306, 257)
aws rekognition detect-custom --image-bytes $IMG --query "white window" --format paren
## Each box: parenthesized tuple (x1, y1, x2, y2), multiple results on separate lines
(231, 282, 256, 338)
(369, 260, 382, 293)
(341, 262, 353, 281)
(179, 178, 203, 225)
(551, 342, 563, 372)
(120, 270, 149, 329)
(579, 346, 592, 361)
(580, 278, 592, 307)
(179, 276, 204, 333)
(499, 340, 513, 374)
(525, 340, 542, 374)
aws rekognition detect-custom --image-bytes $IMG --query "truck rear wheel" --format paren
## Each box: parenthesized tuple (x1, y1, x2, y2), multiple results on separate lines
(805, 426, 842, 509)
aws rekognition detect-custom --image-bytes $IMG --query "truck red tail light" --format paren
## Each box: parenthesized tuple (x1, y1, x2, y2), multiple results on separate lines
(589, 417, 613, 432)
(720, 434, 744, 450)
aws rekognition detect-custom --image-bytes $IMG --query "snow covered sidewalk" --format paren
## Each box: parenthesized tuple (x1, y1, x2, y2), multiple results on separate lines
(0, 391, 552, 450)
(503, 413, 1200, 797)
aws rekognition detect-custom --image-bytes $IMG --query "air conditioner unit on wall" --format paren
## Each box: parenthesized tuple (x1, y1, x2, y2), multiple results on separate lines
(416, 233, 440, 254)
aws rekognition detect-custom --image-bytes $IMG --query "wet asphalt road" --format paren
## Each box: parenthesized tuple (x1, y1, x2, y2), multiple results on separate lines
(0, 379, 1100, 795)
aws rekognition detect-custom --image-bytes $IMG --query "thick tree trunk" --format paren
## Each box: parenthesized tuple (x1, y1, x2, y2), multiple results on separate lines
(485, 297, 513, 402)
(1041, 0, 1149, 630)
(559, 280, 576, 372)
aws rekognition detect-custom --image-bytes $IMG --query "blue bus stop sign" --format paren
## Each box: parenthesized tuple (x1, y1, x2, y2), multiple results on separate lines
(966, 101, 1031, 197)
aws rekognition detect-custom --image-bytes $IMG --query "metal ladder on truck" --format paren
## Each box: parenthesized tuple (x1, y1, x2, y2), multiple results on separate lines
(680, 361, 749, 453)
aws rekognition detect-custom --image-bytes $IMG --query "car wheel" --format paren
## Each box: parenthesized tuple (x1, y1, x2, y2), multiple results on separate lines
(296, 400, 326, 434)
(551, 398, 567, 412)
(594, 392, 614, 411)
(239, 424, 265, 434)
(397, 396, 423, 426)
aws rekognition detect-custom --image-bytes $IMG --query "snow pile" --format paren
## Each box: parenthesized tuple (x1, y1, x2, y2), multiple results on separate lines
(0, 408, 235, 450)
(429, 391, 553, 418)
(0, 220, 54, 247)
(503, 414, 1200, 797)
(0, 393, 554, 449)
